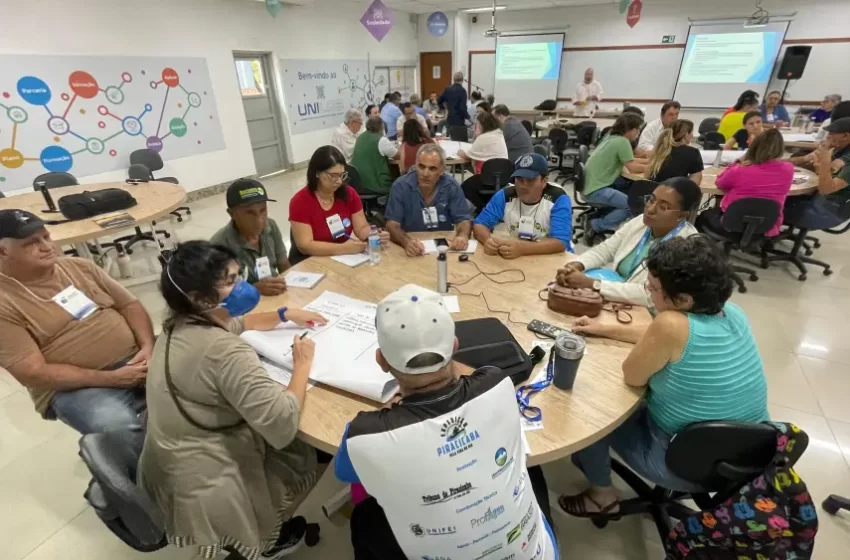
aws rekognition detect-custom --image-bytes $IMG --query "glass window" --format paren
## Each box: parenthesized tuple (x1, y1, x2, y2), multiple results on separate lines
(235, 59, 265, 97)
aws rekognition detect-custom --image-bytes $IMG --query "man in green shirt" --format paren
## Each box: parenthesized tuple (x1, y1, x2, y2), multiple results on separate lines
(582, 113, 647, 235)
(350, 116, 398, 195)
(210, 178, 290, 296)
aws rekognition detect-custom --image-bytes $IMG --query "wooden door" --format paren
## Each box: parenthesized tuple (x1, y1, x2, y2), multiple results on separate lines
(420, 52, 452, 99)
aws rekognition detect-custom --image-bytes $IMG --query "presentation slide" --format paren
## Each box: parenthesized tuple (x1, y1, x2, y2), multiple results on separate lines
(494, 33, 564, 110)
(673, 22, 788, 108)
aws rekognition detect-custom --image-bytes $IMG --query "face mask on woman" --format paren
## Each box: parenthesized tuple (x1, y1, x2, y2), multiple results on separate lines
(220, 279, 261, 317)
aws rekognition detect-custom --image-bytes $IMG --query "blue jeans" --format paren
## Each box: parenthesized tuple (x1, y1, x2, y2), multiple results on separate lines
(571, 405, 704, 493)
(784, 194, 848, 230)
(585, 186, 631, 233)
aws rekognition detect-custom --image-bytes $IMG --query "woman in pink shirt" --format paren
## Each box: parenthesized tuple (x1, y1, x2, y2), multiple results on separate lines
(696, 129, 793, 237)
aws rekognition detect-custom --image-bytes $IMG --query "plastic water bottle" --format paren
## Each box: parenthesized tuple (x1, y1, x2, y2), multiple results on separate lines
(368, 225, 381, 265)
(116, 245, 133, 279)
(713, 149, 723, 168)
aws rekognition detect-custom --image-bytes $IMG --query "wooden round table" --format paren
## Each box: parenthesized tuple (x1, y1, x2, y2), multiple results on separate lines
(255, 238, 648, 466)
(622, 166, 818, 197)
(0, 181, 187, 245)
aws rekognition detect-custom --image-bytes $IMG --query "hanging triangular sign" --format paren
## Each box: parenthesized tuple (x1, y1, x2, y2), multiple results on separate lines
(627, 0, 642, 28)
(266, 0, 281, 18)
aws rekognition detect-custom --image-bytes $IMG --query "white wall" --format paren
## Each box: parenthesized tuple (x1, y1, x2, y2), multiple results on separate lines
(465, 0, 850, 121)
(0, 0, 418, 195)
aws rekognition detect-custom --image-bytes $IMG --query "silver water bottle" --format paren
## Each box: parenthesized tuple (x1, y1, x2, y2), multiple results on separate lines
(437, 246, 448, 294)
(713, 149, 723, 168)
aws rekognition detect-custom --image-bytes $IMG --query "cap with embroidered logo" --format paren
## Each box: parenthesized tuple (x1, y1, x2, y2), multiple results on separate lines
(511, 153, 549, 179)
(225, 178, 277, 209)
(0, 210, 47, 240)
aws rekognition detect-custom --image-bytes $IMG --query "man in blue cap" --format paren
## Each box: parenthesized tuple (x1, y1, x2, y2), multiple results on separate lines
(473, 153, 573, 259)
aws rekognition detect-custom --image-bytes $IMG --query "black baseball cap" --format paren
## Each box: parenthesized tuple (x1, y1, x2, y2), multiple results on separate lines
(823, 117, 850, 134)
(0, 210, 47, 240)
(225, 178, 276, 209)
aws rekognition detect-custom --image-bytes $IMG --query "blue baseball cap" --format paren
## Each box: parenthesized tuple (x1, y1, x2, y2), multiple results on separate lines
(511, 153, 549, 179)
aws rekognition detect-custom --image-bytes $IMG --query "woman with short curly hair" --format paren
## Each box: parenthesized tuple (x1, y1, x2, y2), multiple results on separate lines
(557, 235, 769, 521)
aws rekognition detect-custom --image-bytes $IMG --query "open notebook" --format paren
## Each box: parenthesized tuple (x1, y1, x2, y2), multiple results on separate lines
(241, 291, 398, 403)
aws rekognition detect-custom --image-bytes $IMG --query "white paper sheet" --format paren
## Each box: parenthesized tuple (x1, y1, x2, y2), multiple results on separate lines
(284, 271, 325, 289)
(782, 132, 818, 143)
(261, 358, 315, 391)
(438, 140, 472, 160)
(241, 292, 398, 403)
(421, 239, 479, 255)
(442, 295, 460, 313)
(331, 254, 370, 267)
(700, 149, 745, 166)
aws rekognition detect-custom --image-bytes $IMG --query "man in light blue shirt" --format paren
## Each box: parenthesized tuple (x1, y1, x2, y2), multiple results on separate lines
(473, 153, 573, 259)
(380, 92, 403, 140)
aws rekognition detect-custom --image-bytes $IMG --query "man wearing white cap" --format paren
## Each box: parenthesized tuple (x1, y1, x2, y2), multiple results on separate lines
(335, 284, 559, 560)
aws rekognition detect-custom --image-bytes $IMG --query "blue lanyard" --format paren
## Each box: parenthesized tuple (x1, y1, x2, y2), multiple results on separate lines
(516, 350, 555, 423)
(633, 220, 687, 259)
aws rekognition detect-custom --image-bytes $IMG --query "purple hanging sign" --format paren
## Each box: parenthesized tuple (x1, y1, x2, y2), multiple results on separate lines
(360, 0, 395, 42)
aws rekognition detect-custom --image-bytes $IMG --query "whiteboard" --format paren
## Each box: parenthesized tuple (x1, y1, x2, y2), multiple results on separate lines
(768, 42, 850, 103)
(557, 49, 683, 100)
(470, 52, 495, 98)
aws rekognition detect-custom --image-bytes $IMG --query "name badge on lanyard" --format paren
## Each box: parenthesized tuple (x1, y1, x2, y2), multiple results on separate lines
(422, 207, 439, 230)
(255, 256, 273, 280)
(766, 113, 776, 123)
(518, 216, 536, 241)
(53, 285, 98, 320)
(326, 213, 346, 239)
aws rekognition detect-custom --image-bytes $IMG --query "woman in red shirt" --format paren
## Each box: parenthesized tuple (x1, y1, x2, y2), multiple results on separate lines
(399, 119, 434, 173)
(289, 146, 388, 265)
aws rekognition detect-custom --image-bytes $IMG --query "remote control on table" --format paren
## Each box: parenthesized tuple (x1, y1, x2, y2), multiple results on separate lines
(527, 319, 569, 339)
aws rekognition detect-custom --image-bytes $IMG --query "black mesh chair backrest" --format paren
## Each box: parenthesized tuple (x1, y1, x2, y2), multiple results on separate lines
(598, 126, 612, 143)
(32, 172, 78, 191)
(699, 117, 721, 135)
(578, 144, 589, 164)
(535, 99, 557, 112)
(346, 164, 377, 201)
(521, 120, 533, 135)
(667, 421, 798, 494)
(533, 144, 548, 157)
(702, 131, 726, 150)
(449, 126, 469, 142)
(130, 149, 164, 173)
(288, 231, 308, 267)
(480, 158, 515, 189)
(78, 432, 166, 552)
(575, 122, 598, 146)
(128, 164, 152, 182)
(574, 162, 586, 193)
(721, 198, 781, 245)
(460, 174, 483, 195)
(627, 179, 658, 215)
(547, 128, 569, 153)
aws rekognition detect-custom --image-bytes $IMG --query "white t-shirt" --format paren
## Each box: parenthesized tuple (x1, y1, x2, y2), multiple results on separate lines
(330, 123, 360, 161)
(378, 136, 399, 158)
(637, 118, 665, 152)
(397, 114, 430, 137)
(574, 80, 604, 117)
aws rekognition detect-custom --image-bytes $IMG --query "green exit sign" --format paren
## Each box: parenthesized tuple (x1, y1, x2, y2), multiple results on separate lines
(662, 35, 676, 44)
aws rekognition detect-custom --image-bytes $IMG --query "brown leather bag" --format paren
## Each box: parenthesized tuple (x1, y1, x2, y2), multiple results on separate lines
(546, 285, 604, 318)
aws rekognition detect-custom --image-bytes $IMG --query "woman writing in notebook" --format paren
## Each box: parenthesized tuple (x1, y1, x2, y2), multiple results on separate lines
(140, 240, 327, 559)
(289, 146, 389, 266)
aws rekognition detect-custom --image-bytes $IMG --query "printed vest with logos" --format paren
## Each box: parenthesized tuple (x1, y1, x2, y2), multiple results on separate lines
(347, 376, 555, 560)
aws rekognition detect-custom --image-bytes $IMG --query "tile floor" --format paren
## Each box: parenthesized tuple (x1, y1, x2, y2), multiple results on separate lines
(2, 170, 850, 558)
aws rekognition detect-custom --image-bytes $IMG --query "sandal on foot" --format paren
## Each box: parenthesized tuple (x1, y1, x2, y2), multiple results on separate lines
(558, 491, 620, 519)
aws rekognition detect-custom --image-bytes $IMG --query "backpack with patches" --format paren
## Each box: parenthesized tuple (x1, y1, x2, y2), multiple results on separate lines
(664, 422, 818, 560)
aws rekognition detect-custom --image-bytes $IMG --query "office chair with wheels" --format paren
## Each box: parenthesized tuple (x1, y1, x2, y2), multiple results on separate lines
(823, 495, 850, 514)
(112, 164, 171, 254)
(129, 149, 190, 221)
(698, 117, 721, 136)
(699, 198, 780, 293)
(571, 162, 614, 247)
(802, 219, 850, 254)
(547, 128, 571, 182)
(346, 164, 384, 226)
(521, 120, 534, 136)
(599, 422, 803, 549)
(448, 125, 469, 142)
(534, 99, 557, 116)
(79, 432, 167, 552)
(626, 180, 658, 216)
(460, 174, 490, 214)
(701, 131, 726, 151)
(479, 158, 514, 201)
(533, 144, 549, 159)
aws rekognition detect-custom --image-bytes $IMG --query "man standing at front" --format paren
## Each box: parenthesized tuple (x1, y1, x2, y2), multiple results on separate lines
(335, 284, 559, 560)
(438, 71, 471, 127)
(385, 144, 472, 256)
(211, 178, 290, 296)
(637, 101, 681, 154)
(380, 92, 403, 140)
(0, 210, 153, 460)
(574, 68, 604, 118)
(474, 153, 573, 259)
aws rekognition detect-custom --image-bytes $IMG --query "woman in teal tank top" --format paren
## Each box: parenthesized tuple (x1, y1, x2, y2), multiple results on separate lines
(558, 236, 769, 521)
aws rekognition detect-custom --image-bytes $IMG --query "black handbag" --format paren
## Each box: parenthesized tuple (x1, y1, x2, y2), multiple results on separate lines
(58, 188, 137, 220)
(454, 317, 545, 386)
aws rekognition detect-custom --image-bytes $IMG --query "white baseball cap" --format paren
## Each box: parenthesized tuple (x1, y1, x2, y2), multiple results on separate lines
(376, 284, 456, 375)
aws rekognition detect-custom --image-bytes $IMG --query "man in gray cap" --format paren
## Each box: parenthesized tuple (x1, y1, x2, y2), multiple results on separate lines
(211, 178, 290, 296)
(0, 209, 152, 459)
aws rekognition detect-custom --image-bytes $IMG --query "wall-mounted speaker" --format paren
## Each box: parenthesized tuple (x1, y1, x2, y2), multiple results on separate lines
(778, 46, 812, 80)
